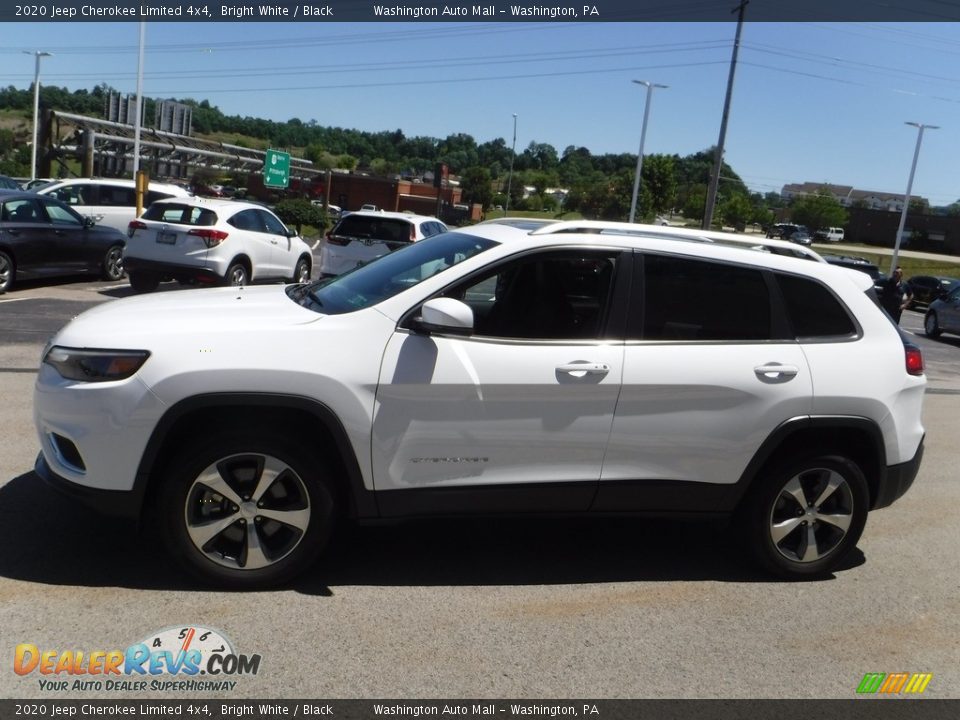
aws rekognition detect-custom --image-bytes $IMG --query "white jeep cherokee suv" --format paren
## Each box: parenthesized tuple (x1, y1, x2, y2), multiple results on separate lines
(33, 219, 926, 588)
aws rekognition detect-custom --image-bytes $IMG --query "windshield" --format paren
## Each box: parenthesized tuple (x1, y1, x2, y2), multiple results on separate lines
(289, 231, 497, 314)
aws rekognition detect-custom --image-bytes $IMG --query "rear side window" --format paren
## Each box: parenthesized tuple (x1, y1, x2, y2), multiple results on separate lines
(99, 186, 136, 207)
(640, 255, 771, 341)
(776, 274, 857, 339)
(143, 203, 217, 226)
(332, 215, 413, 243)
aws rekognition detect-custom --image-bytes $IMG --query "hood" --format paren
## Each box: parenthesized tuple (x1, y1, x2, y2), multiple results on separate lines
(52, 285, 322, 350)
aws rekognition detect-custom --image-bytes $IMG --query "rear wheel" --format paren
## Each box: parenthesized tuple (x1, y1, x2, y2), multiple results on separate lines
(292, 257, 311, 283)
(128, 270, 159, 293)
(156, 431, 336, 589)
(0, 250, 13, 294)
(743, 454, 868, 578)
(924, 311, 942, 338)
(224, 262, 249, 287)
(101, 244, 125, 281)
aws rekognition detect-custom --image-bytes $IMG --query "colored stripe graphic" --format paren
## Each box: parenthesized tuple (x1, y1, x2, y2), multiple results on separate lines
(857, 672, 932, 694)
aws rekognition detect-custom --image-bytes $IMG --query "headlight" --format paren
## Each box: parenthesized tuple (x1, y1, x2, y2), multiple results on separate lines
(43, 347, 150, 382)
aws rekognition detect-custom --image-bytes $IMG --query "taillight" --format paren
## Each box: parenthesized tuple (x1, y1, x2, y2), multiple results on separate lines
(127, 220, 146, 238)
(326, 232, 350, 247)
(188, 228, 229, 248)
(905, 344, 924, 376)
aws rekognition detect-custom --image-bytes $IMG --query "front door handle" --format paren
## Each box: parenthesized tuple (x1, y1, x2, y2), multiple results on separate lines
(754, 363, 799, 381)
(557, 362, 610, 378)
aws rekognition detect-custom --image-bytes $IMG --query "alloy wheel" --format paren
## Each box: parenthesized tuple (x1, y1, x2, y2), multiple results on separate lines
(183, 453, 311, 571)
(768, 467, 854, 563)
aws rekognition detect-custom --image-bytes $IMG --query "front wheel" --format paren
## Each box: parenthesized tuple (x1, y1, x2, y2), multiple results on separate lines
(742, 455, 868, 579)
(924, 311, 942, 338)
(156, 432, 336, 589)
(101, 244, 125, 281)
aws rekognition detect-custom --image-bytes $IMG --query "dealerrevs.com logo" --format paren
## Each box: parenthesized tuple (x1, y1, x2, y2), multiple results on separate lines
(14, 626, 261, 693)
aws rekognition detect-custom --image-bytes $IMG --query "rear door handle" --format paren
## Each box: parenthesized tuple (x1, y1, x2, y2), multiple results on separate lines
(557, 362, 610, 377)
(754, 363, 799, 380)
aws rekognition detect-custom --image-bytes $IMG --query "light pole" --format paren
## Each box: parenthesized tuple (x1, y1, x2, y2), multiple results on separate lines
(504, 113, 517, 216)
(23, 50, 52, 182)
(132, 21, 146, 179)
(891, 122, 939, 272)
(628, 80, 667, 224)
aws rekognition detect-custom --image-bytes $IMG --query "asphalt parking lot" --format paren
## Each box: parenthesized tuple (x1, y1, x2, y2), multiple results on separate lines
(0, 269, 958, 701)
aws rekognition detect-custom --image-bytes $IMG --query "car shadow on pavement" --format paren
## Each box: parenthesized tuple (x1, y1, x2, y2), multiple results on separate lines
(0, 472, 865, 593)
(0, 472, 193, 591)
(294, 517, 865, 595)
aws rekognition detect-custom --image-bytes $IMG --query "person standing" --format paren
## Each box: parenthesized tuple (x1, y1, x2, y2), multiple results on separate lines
(881, 266, 913, 324)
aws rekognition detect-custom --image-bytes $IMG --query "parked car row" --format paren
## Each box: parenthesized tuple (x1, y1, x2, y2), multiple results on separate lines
(0, 178, 454, 294)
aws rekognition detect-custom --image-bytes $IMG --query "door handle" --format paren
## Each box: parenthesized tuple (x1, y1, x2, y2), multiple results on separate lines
(557, 362, 610, 377)
(754, 363, 799, 380)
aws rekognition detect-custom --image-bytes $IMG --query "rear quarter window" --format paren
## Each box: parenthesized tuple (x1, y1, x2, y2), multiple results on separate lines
(776, 274, 857, 339)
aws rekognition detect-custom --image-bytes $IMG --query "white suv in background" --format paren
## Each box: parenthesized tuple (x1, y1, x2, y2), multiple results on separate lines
(319, 210, 448, 277)
(33, 219, 925, 588)
(36, 178, 191, 233)
(123, 197, 313, 292)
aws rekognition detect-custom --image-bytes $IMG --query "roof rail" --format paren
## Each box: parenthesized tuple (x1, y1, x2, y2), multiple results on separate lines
(528, 220, 825, 262)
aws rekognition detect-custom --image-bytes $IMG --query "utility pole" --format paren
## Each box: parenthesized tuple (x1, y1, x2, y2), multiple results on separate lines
(702, 0, 748, 230)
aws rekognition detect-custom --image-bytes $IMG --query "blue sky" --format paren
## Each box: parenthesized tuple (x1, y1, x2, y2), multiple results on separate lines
(3, 20, 960, 206)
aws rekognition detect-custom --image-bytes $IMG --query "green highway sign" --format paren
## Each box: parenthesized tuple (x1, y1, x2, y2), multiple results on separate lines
(264, 149, 290, 188)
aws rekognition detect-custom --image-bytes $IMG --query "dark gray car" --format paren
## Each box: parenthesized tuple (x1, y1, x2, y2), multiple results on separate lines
(0, 190, 127, 294)
(924, 286, 960, 338)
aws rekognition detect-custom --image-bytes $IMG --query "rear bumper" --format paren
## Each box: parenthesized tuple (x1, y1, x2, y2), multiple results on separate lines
(874, 436, 924, 510)
(124, 257, 224, 284)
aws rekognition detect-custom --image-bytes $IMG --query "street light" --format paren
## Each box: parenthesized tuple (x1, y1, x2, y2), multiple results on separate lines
(23, 50, 52, 182)
(891, 121, 939, 272)
(629, 80, 667, 224)
(504, 113, 517, 216)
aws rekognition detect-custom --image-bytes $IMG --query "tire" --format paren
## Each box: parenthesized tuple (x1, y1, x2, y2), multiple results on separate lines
(742, 454, 868, 579)
(924, 311, 942, 338)
(292, 257, 311, 284)
(101, 244, 125, 281)
(128, 271, 160, 293)
(224, 262, 249, 287)
(0, 250, 13, 294)
(155, 431, 336, 589)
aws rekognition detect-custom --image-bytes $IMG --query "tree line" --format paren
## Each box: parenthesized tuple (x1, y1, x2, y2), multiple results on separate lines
(12, 83, 947, 227)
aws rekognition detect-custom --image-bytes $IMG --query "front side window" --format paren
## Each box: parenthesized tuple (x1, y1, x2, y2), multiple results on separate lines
(41, 200, 83, 226)
(640, 254, 771, 341)
(47, 185, 92, 206)
(439, 250, 619, 340)
(290, 231, 496, 315)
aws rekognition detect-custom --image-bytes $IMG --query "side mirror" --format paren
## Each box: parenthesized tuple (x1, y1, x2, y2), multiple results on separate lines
(412, 297, 474, 335)
(83, 216, 96, 229)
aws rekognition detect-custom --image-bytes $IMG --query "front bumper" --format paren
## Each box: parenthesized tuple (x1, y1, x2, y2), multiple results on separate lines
(35, 452, 144, 520)
(874, 435, 924, 510)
